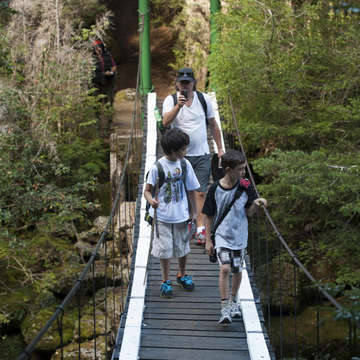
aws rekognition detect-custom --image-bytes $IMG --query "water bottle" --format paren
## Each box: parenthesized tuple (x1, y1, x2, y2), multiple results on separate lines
(154, 106, 165, 134)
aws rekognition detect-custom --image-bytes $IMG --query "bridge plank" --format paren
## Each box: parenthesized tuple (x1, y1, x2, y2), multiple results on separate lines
(139, 348, 250, 360)
(142, 318, 246, 332)
(142, 328, 246, 338)
(141, 334, 248, 350)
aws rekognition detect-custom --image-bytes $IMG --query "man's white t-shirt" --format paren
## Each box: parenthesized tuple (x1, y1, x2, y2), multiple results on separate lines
(147, 157, 200, 223)
(162, 92, 215, 156)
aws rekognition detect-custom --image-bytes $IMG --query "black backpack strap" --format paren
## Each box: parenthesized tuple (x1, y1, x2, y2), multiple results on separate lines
(155, 161, 165, 189)
(180, 158, 187, 189)
(210, 183, 243, 245)
(196, 91, 208, 125)
(180, 158, 193, 218)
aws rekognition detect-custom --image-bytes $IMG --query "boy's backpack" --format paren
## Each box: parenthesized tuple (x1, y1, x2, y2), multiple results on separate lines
(144, 159, 188, 225)
(171, 90, 209, 126)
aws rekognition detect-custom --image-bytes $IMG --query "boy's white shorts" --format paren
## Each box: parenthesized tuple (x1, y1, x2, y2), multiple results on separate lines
(151, 221, 191, 259)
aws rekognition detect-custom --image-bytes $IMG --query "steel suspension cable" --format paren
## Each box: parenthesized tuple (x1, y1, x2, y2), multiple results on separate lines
(227, 90, 347, 315)
(16, 39, 143, 360)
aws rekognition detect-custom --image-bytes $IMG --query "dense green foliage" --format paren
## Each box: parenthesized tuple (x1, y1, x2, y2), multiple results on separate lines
(0, 0, 111, 330)
(149, 0, 183, 26)
(208, 0, 360, 333)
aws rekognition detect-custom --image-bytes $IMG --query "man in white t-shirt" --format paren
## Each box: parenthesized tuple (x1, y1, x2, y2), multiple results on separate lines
(162, 67, 224, 246)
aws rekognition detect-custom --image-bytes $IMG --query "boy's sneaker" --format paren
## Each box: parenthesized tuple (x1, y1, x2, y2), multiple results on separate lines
(160, 280, 173, 298)
(218, 304, 232, 325)
(194, 229, 206, 246)
(177, 275, 195, 291)
(230, 301, 242, 318)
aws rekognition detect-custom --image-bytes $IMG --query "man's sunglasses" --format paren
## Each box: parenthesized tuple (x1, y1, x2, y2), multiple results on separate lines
(178, 71, 194, 77)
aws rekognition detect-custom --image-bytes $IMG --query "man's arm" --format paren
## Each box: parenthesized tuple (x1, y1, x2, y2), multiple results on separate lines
(162, 94, 187, 126)
(208, 117, 224, 157)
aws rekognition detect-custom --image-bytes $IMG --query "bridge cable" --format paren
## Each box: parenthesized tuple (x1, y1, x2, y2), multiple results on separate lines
(227, 90, 347, 314)
(16, 37, 143, 360)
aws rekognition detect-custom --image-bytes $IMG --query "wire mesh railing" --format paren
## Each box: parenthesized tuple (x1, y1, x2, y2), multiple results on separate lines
(16, 61, 143, 360)
(221, 92, 359, 360)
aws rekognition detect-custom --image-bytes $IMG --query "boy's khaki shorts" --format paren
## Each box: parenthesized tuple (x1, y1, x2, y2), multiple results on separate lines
(151, 221, 191, 259)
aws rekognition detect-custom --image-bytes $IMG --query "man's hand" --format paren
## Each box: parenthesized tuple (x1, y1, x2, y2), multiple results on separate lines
(178, 94, 187, 108)
(217, 149, 225, 166)
(205, 239, 214, 255)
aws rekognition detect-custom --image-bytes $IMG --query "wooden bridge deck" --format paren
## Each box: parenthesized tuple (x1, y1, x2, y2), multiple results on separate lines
(141, 244, 251, 360)
(112, 92, 274, 360)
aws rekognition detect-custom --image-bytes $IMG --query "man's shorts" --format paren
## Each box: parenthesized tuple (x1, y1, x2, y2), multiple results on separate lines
(151, 221, 191, 259)
(186, 154, 211, 192)
(216, 248, 246, 273)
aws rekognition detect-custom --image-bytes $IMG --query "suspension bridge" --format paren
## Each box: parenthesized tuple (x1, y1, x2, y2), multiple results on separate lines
(15, 1, 357, 360)
(16, 86, 355, 360)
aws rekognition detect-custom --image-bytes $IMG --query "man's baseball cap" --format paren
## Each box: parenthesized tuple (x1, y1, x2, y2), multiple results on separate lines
(176, 67, 195, 82)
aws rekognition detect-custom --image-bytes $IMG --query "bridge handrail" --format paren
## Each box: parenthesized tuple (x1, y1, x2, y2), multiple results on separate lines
(228, 90, 347, 315)
(16, 44, 143, 360)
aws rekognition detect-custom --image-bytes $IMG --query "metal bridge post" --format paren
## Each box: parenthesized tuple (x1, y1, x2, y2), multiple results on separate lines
(209, 0, 221, 90)
(138, 0, 153, 95)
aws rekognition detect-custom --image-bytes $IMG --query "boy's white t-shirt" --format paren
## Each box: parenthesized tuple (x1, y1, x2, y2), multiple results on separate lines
(147, 157, 200, 223)
(162, 92, 215, 156)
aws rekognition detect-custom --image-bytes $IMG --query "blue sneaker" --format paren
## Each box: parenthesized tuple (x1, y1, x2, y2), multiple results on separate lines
(177, 275, 195, 291)
(160, 280, 173, 298)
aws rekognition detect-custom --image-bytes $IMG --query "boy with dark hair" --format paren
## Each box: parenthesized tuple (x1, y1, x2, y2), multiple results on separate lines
(144, 128, 200, 297)
(202, 149, 267, 324)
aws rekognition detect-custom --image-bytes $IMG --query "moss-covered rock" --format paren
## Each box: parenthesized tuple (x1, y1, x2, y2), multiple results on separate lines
(49, 263, 86, 296)
(82, 259, 127, 292)
(21, 306, 77, 353)
(79, 216, 110, 245)
(0, 287, 34, 334)
(51, 336, 108, 360)
(0, 333, 25, 360)
(73, 310, 106, 341)
(92, 286, 124, 319)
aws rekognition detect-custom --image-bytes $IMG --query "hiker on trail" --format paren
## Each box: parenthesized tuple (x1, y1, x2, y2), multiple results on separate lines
(93, 39, 117, 105)
(202, 150, 267, 324)
(162, 67, 224, 247)
(144, 128, 200, 298)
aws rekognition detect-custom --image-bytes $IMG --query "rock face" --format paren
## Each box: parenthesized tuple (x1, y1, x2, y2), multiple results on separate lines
(21, 288, 124, 357)
(51, 337, 108, 360)
(0, 334, 25, 360)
